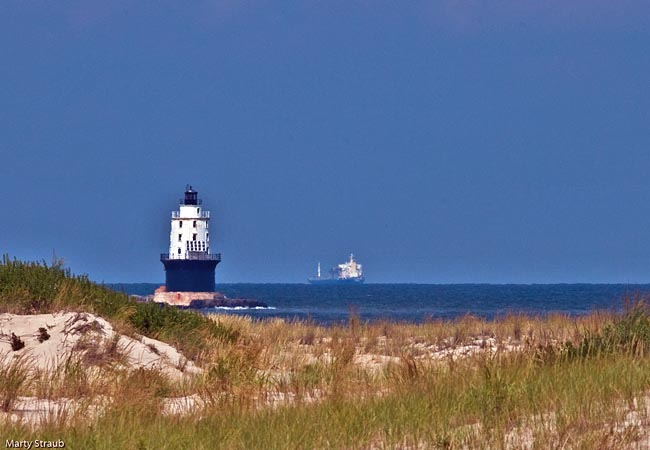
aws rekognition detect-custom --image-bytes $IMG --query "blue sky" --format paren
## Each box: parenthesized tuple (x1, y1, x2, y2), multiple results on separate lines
(1, 1, 650, 283)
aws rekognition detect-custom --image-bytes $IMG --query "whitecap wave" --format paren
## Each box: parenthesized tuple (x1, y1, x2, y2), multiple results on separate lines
(212, 306, 277, 311)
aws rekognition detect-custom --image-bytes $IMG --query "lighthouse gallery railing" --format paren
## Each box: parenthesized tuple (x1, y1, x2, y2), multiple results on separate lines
(171, 211, 210, 219)
(160, 253, 221, 262)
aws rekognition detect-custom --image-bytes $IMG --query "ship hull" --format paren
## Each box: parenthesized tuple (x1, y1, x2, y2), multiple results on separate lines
(308, 277, 365, 285)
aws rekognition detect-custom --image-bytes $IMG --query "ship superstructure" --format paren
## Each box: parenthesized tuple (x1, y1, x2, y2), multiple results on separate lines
(308, 254, 364, 285)
(160, 186, 221, 292)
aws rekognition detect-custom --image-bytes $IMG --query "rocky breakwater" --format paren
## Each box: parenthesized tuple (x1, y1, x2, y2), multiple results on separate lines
(151, 287, 268, 309)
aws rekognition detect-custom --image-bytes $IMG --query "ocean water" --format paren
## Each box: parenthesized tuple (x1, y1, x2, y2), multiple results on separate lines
(109, 283, 650, 325)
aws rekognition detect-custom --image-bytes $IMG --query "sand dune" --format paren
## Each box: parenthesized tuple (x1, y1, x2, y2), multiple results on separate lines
(0, 311, 200, 378)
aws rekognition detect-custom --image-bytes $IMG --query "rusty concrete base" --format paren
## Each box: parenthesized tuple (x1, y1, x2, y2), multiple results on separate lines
(151, 287, 268, 309)
(153, 291, 222, 307)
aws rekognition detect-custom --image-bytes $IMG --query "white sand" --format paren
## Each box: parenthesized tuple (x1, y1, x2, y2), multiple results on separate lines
(0, 311, 200, 378)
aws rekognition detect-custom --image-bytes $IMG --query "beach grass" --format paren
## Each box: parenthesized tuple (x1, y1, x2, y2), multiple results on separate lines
(2, 257, 650, 448)
(3, 350, 649, 449)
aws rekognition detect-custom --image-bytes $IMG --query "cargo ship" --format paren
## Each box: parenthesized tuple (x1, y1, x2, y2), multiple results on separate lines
(308, 254, 365, 285)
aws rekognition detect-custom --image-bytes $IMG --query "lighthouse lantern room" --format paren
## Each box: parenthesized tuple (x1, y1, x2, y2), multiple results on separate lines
(160, 186, 221, 292)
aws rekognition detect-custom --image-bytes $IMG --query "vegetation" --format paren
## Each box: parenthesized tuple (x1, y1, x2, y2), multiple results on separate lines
(0, 256, 237, 359)
(3, 257, 650, 448)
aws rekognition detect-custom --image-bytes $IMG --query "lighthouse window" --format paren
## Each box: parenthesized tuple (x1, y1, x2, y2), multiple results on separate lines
(206, 232, 209, 241)
(193, 221, 197, 228)
(193, 234, 197, 241)
(197, 208, 200, 214)
(179, 221, 183, 228)
(177, 248, 181, 255)
(178, 234, 182, 242)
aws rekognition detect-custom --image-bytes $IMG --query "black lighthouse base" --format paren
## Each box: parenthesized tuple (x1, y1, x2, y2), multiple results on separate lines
(160, 254, 221, 292)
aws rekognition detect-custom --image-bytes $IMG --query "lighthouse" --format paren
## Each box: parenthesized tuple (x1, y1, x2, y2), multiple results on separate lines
(160, 186, 221, 292)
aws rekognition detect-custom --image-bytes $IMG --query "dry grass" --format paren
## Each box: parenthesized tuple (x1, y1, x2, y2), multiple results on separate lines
(3, 256, 650, 448)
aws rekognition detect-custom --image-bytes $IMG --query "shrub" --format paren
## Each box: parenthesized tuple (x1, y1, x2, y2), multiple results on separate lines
(10, 333, 25, 351)
(565, 299, 650, 359)
(37, 327, 50, 343)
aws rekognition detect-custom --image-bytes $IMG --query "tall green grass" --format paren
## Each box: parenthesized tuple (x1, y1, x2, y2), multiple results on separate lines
(0, 255, 237, 359)
(567, 298, 650, 360)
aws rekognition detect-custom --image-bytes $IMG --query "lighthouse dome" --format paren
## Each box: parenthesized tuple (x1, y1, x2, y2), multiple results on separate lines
(183, 185, 199, 205)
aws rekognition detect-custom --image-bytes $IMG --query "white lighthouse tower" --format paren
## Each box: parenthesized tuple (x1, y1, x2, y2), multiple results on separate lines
(160, 186, 221, 292)
(168, 186, 211, 259)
